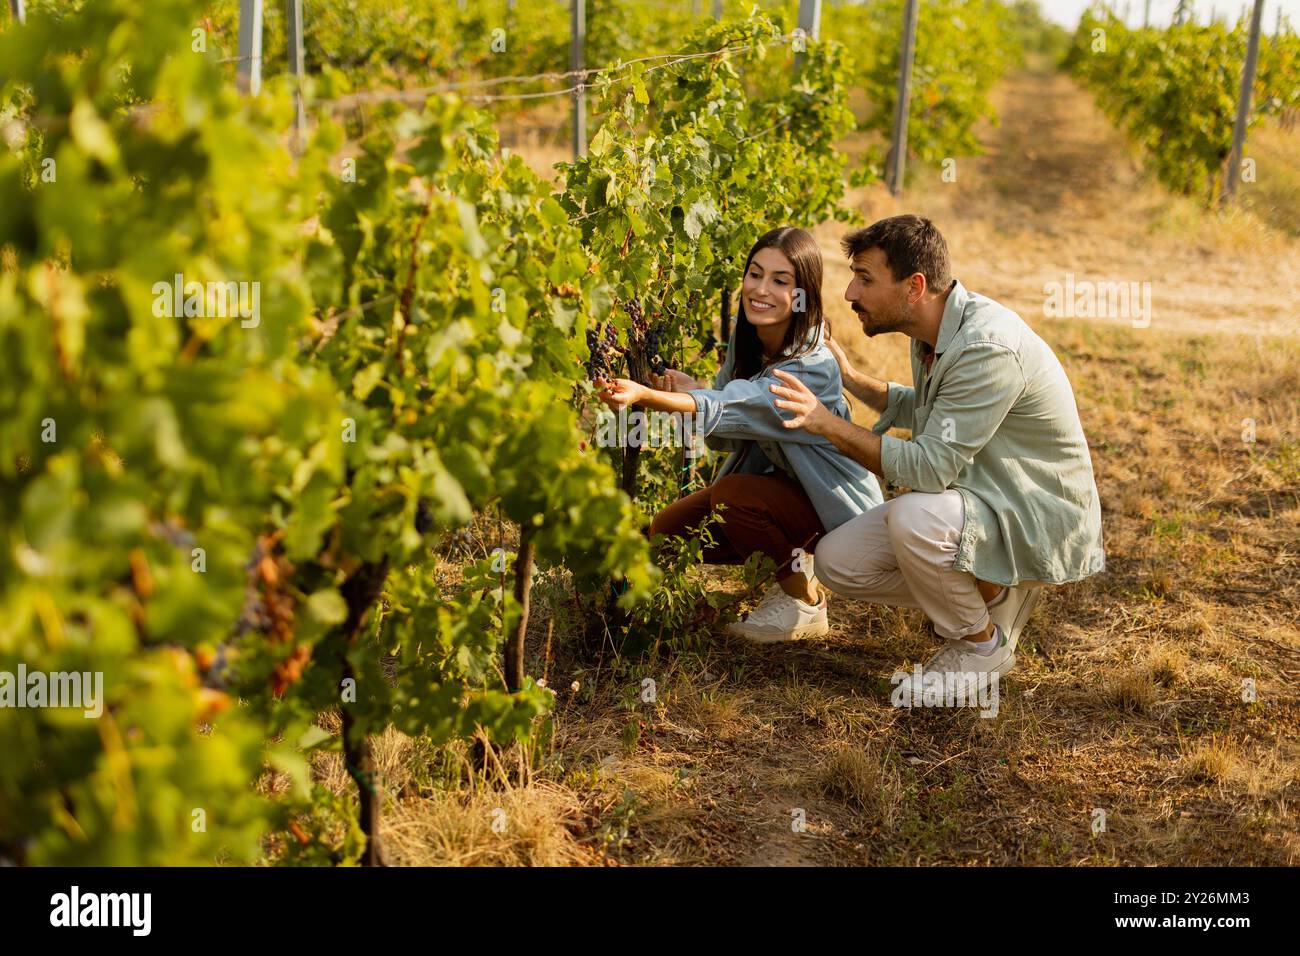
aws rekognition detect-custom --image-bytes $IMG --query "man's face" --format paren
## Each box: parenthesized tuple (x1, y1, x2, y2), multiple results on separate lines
(844, 247, 912, 337)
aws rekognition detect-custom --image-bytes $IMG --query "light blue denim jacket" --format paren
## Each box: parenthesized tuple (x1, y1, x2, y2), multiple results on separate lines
(874, 279, 1105, 586)
(688, 324, 884, 531)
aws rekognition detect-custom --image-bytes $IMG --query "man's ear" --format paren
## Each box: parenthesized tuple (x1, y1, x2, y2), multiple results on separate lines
(907, 271, 927, 303)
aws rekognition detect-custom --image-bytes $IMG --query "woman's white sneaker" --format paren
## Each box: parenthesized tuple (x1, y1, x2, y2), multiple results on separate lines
(727, 586, 829, 643)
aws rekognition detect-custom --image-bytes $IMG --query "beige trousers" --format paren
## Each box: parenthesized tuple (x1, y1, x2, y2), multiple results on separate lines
(815, 490, 994, 640)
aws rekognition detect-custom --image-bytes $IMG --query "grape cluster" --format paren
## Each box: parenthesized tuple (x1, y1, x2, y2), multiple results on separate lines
(627, 297, 647, 336)
(236, 535, 308, 697)
(646, 327, 666, 376)
(625, 298, 666, 376)
(584, 322, 620, 382)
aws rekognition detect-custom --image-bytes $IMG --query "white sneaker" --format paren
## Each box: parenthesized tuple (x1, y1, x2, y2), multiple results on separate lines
(727, 585, 829, 643)
(986, 585, 1041, 653)
(895, 628, 1015, 705)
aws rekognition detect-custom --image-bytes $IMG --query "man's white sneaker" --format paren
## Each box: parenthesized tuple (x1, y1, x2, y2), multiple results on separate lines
(727, 586, 829, 643)
(987, 585, 1041, 653)
(895, 628, 1015, 706)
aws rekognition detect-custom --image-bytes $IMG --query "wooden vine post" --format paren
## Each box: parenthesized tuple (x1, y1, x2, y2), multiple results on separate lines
(505, 530, 535, 693)
(338, 559, 390, 867)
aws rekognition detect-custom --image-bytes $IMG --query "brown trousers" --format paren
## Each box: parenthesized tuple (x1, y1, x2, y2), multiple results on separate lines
(649, 471, 825, 581)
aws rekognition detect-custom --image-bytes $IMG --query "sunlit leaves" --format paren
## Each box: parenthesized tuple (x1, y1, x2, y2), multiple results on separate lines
(1067, 11, 1300, 201)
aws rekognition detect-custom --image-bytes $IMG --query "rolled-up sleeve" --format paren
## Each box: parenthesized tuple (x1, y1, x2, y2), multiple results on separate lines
(872, 382, 916, 434)
(703, 431, 744, 454)
(881, 343, 1025, 492)
(689, 360, 837, 447)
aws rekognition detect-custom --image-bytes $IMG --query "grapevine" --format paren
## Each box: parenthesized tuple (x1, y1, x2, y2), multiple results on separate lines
(0, 0, 1039, 867)
(1066, 8, 1300, 202)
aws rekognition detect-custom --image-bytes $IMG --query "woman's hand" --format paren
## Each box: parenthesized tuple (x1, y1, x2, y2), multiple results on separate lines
(596, 377, 647, 411)
(651, 369, 700, 392)
(770, 369, 835, 435)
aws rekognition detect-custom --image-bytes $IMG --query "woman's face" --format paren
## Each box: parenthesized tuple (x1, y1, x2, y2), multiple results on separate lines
(742, 246, 798, 333)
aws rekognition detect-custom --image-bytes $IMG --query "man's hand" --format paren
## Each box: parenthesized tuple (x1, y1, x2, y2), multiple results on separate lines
(824, 325, 890, 414)
(597, 377, 646, 411)
(770, 369, 835, 435)
(825, 327, 855, 382)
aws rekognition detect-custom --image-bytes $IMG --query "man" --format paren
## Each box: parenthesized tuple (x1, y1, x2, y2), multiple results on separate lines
(768, 215, 1104, 694)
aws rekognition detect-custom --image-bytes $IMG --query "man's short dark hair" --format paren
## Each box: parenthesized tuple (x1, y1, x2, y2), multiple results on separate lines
(841, 215, 952, 293)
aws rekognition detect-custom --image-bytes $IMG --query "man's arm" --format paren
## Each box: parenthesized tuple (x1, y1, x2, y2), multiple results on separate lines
(772, 342, 1026, 493)
(877, 343, 1023, 492)
(769, 370, 884, 476)
(826, 330, 889, 413)
(843, 368, 891, 415)
(818, 413, 884, 476)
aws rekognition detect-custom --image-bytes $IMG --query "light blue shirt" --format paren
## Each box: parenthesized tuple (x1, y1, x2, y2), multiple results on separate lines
(874, 279, 1105, 586)
(689, 324, 884, 531)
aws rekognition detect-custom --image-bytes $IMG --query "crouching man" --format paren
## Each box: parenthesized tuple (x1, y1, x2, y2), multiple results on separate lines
(768, 215, 1104, 696)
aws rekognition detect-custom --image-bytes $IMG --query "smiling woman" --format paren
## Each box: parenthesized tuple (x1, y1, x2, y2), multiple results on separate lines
(731, 227, 825, 379)
(596, 226, 884, 643)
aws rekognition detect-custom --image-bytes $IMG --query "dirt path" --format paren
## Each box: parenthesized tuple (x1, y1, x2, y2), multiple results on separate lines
(816, 64, 1300, 369)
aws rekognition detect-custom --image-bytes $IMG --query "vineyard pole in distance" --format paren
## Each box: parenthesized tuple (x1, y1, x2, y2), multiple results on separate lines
(1225, 0, 1267, 202)
(237, 0, 264, 95)
(1144, 0, 1151, 28)
(714, 0, 723, 18)
(795, 0, 822, 74)
(887, 0, 920, 196)
(571, 0, 586, 159)
(7, 0, 24, 24)
(287, 0, 306, 152)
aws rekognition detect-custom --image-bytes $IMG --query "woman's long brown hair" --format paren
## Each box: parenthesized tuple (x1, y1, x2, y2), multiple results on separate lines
(732, 226, 825, 380)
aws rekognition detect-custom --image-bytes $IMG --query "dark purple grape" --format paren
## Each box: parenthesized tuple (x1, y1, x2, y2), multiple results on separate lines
(586, 322, 617, 383)
(415, 499, 435, 534)
(236, 591, 269, 635)
(626, 298, 646, 337)
(645, 325, 666, 376)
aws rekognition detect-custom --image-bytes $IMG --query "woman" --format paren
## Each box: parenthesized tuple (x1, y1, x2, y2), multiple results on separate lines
(597, 226, 883, 642)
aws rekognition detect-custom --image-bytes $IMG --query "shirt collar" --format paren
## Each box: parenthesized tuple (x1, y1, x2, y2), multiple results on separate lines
(931, 278, 967, 357)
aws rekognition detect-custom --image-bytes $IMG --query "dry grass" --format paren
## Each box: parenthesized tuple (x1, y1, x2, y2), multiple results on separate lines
(1178, 734, 1240, 786)
(815, 743, 904, 828)
(1241, 117, 1300, 237)
(272, 65, 1300, 866)
(379, 782, 592, 866)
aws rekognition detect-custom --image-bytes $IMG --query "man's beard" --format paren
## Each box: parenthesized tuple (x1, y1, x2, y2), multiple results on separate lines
(855, 297, 910, 336)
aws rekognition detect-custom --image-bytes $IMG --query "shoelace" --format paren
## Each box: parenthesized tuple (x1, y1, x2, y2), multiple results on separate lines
(926, 639, 973, 672)
(744, 585, 792, 626)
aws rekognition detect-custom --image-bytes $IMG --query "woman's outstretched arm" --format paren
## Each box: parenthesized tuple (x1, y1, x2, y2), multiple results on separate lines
(596, 378, 696, 415)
